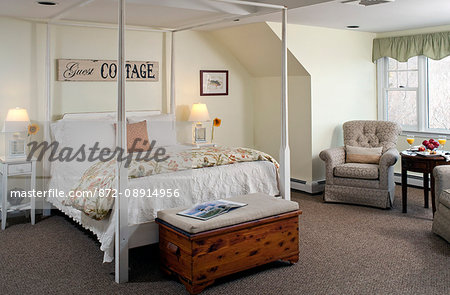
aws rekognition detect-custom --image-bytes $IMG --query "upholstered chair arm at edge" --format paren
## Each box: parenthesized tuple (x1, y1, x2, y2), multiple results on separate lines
(379, 148, 399, 189)
(380, 148, 400, 167)
(319, 147, 346, 185)
(433, 166, 450, 205)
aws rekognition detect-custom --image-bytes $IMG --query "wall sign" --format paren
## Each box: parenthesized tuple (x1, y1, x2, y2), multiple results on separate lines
(57, 59, 159, 81)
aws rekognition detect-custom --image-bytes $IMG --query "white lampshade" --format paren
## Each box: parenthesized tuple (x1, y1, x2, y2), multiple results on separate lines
(188, 103, 210, 122)
(2, 107, 30, 133)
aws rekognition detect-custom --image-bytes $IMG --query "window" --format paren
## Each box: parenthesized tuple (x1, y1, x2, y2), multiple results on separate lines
(378, 55, 450, 134)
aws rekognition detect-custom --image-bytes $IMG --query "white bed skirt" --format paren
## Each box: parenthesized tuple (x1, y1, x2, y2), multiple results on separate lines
(47, 161, 279, 262)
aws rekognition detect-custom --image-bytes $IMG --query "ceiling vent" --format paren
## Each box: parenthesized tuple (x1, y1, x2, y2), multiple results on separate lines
(341, 0, 395, 6)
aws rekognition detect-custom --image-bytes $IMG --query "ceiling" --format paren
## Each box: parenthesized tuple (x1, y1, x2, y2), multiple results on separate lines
(280, 0, 450, 33)
(0, 0, 449, 32)
(0, 0, 331, 30)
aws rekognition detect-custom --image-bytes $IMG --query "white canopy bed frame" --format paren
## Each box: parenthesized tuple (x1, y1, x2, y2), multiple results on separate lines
(41, 0, 290, 283)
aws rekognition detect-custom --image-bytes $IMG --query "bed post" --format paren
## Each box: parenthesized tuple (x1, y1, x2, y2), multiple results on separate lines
(42, 23, 52, 216)
(170, 32, 176, 115)
(279, 7, 291, 201)
(115, 0, 129, 284)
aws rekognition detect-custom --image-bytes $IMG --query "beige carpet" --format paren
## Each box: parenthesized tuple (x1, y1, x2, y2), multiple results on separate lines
(0, 186, 449, 295)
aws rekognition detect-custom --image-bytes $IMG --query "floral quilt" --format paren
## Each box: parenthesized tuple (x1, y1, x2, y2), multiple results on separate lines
(64, 146, 279, 220)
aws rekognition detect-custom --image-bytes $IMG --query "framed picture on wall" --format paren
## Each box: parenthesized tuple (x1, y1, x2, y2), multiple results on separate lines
(200, 70, 229, 96)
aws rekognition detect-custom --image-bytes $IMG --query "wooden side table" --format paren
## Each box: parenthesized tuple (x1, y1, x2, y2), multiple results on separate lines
(401, 152, 450, 214)
(0, 157, 37, 230)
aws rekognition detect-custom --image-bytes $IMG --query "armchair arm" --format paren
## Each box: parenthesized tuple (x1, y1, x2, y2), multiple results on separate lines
(433, 166, 450, 205)
(379, 148, 400, 167)
(379, 149, 399, 189)
(319, 147, 345, 185)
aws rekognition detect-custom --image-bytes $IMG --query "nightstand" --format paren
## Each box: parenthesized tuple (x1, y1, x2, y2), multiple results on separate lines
(0, 157, 36, 230)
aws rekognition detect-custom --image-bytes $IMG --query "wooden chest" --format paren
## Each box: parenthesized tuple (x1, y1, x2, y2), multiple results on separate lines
(156, 209, 301, 294)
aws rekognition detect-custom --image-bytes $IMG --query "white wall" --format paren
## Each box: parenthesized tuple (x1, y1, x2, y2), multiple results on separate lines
(377, 24, 450, 38)
(252, 76, 312, 181)
(0, 17, 255, 150)
(269, 23, 377, 181)
(0, 18, 46, 123)
(172, 30, 255, 147)
(51, 25, 165, 117)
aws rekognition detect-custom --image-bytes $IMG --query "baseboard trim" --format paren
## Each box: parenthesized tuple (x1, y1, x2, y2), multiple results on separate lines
(291, 178, 325, 194)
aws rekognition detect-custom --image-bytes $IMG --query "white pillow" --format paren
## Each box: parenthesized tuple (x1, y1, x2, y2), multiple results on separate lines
(127, 114, 177, 147)
(51, 120, 116, 152)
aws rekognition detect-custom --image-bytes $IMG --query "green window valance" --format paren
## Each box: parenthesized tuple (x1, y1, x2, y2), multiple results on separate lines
(372, 31, 450, 62)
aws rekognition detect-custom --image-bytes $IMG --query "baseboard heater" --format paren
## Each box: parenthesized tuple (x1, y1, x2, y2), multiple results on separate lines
(290, 178, 325, 194)
(292, 173, 426, 195)
(394, 173, 427, 188)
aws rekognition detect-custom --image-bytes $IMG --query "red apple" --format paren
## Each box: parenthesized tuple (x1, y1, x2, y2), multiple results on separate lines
(423, 140, 429, 146)
(419, 146, 426, 151)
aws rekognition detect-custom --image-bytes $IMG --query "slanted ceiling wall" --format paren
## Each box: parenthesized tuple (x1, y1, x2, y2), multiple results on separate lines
(268, 22, 377, 183)
(211, 23, 312, 183)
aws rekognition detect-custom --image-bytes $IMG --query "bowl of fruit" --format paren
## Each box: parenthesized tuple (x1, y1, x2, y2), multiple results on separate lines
(418, 139, 440, 155)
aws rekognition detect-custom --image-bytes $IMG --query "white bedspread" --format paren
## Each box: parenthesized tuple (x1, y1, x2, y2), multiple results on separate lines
(47, 150, 279, 262)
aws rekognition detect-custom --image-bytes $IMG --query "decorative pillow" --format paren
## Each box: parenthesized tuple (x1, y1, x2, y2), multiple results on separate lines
(124, 121, 151, 153)
(346, 145, 383, 164)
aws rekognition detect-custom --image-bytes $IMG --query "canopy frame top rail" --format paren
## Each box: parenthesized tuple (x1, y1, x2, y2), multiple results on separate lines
(14, 0, 286, 33)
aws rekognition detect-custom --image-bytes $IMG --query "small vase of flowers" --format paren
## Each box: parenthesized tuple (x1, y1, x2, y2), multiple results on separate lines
(211, 118, 221, 143)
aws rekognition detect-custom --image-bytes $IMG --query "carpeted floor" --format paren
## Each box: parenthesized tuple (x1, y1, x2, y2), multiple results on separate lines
(0, 185, 449, 295)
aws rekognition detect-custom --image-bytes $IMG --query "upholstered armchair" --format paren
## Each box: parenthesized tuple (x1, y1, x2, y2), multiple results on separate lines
(432, 166, 450, 242)
(319, 121, 402, 209)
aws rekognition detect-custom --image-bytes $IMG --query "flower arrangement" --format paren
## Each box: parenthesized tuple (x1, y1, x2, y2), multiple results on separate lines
(211, 118, 221, 142)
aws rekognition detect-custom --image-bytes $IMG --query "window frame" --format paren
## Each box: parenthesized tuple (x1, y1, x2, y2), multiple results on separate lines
(377, 56, 450, 136)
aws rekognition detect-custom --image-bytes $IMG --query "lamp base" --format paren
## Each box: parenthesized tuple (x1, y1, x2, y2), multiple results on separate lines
(7, 138, 27, 160)
(192, 122, 207, 144)
(186, 142, 216, 149)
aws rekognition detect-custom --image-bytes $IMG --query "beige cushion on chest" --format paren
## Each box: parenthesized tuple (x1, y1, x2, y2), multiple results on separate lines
(156, 193, 299, 234)
(346, 145, 382, 164)
(334, 163, 379, 180)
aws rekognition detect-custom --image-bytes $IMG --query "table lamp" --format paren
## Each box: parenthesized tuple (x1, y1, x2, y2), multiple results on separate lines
(2, 107, 30, 160)
(188, 103, 210, 144)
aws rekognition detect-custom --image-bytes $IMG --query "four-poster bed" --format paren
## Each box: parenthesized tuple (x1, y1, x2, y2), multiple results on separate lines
(40, 0, 290, 284)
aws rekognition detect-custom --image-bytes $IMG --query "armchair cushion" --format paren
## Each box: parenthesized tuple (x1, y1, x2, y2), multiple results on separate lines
(345, 145, 382, 164)
(334, 163, 379, 180)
